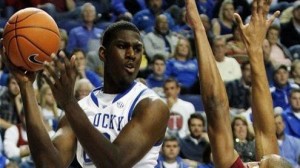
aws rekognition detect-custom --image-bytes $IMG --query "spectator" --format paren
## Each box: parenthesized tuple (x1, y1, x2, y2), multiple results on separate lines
(133, 0, 175, 33)
(39, 84, 63, 131)
(3, 111, 32, 167)
(72, 49, 103, 88)
(146, 54, 168, 96)
(143, 14, 178, 61)
(165, 37, 198, 94)
(212, 0, 235, 39)
(74, 78, 94, 101)
(155, 136, 189, 168)
(231, 116, 256, 162)
(179, 113, 210, 165)
(290, 60, 300, 87)
(163, 78, 196, 138)
(266, 25, 292, 67)
(263, 39, 275, 86)
(226, 61, 251, 115)
(275, 113, 300, 167)
(282, 89, 300, 138)
(66, 3, 103, 54)
(0, 74, 22, 138)
(59, 28, 68, 56)
(213, 36, 242, 83)
(280, 1, 300, 49)
(212, 0, 250, 21)
(270, 65, 299, 110)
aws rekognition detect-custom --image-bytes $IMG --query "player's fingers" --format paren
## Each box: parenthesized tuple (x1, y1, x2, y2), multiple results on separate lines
(44, 61, 60, 82)
(67, 55, 77, 77)
(234, 13, 244, 28)
(267, 11, 280, 26)
(258, 0, 264, 15)
(251, 0, 258, 17)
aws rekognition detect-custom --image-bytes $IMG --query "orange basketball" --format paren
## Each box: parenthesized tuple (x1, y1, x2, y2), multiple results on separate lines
(3, 8, 60, 72)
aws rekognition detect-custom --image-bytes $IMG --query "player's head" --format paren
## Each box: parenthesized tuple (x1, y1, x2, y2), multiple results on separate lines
(99, 21, 143, 86)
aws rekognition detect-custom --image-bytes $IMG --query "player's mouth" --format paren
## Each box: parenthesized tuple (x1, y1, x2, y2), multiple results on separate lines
(125, 63, 135, 73)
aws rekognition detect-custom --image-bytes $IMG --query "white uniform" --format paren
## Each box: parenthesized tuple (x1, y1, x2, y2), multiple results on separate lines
(76, 82, 162, 168)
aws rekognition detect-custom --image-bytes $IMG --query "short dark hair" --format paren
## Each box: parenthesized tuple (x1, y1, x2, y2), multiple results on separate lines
(101, 21, 140, 48)
(188, 113, 205, 127)
(162, 136, 178, 147)
(163, 78, 180, 88)
(71, 48, 86, 58)
(289, 88, 300, 98)
(152, 54, 166, 64)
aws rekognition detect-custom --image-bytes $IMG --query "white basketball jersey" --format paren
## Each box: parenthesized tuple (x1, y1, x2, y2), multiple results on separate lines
(76, 82, 162, 168)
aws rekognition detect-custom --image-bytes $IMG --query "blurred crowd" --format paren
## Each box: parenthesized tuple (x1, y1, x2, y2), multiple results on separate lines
(0, 0, 300, 167)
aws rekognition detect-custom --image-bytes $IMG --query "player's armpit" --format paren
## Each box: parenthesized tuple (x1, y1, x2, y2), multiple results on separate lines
(112, 98, 169, 167)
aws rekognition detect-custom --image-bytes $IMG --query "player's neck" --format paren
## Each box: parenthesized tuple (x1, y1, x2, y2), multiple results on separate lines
(103, 81, 133, 94)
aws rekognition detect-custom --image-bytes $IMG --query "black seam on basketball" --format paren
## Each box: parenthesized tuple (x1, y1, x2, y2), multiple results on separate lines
(3, 26, 60, 38)
(15, 16, 33, 70)
(9, 11, 42, 24)
(16, 35, 52, 58)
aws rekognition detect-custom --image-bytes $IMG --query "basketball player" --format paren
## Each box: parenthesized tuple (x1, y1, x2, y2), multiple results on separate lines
(1, 21, 169, 167)
(185, 0, 292, 167)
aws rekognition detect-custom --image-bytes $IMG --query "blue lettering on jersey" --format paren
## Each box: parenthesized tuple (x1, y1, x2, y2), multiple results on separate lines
(93, 113, 124, 131)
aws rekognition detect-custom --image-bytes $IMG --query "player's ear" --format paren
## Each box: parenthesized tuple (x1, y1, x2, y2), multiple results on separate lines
(99, 46, 106, 62)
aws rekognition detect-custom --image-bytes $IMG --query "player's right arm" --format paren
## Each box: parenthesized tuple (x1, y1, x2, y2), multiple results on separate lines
(234, 0, 280, 159)
(185, 0, 239, 167)
(1, 44, 76, 167)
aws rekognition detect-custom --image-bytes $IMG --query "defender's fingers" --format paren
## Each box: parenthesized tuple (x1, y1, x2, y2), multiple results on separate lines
(258, 0, 264, 15)
(251, 0, 258, 17)
(267, 11, 280, 26)
(234, 13, 244, 28)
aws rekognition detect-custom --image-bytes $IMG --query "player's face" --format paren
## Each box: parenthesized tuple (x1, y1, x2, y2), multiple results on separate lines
(176, 39, 190, 58)
(105, 30, 143, 86)
(153, 59, 165, 76)
(290, 92, 300, 111)
(189, 118, 204, 138)
(233, 119, 247, 141)
(274, 69, 289, 86)
(162, 141, 180, 160)
(8, 78, 20, 96)
(163, 82, 180, 98)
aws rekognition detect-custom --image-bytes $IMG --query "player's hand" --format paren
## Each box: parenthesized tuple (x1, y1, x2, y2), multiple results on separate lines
(0, 39, 36, 85)
(234, 0, 280, 50)
(42, 52, 78, 108)
(185, 0, 204, 31)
